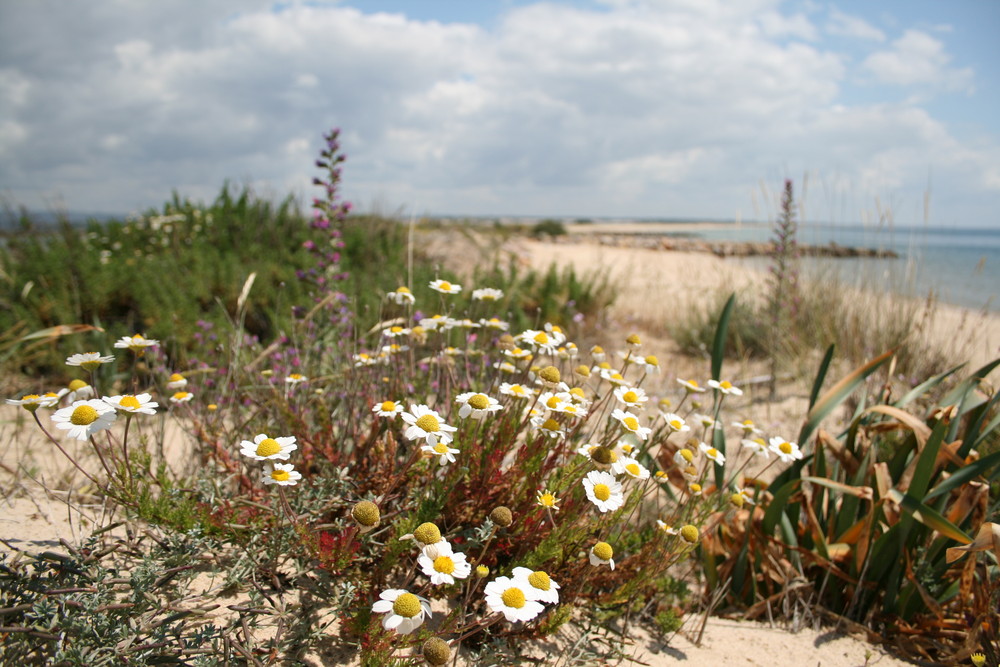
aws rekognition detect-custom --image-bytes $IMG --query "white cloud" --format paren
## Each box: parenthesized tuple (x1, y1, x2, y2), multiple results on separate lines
(825, 8, 885, 42)
(0, 0, 994, 226)
(863, 29, 973, 91)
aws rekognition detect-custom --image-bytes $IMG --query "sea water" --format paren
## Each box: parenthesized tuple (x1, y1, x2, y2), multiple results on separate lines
(690, 223, 999, 313)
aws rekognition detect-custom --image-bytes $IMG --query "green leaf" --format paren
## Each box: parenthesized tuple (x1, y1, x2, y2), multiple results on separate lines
(893, 362, 966, 409)
(887, 490, 971, 544)
(711, 293, 736, 382)
(763, 478, 801, 536)
(797, 349, 895, 447)
(924, 448, 1000, 502)
(809, 344, 835, 410)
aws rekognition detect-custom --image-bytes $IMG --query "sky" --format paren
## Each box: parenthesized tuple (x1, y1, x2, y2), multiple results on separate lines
(1, 0, 998, 227)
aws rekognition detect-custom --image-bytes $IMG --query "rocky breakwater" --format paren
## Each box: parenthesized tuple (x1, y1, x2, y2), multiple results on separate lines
(574, 233, 898, 259)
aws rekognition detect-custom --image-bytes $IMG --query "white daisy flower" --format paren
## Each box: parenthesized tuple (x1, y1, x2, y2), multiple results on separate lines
(543, 323, 567, 345)
(284, 373, 308, 385)
(504, 346, 533, 361)
(472, 287, 504, 301)
(769, 437, 803, 463)
(421, 441, 460, 466)
(536, 489, 560, 511)
(169, 391, 194, 404)
(429, 279, 462, 295)
(417, 542, 471, 585)
(113, 334, 159, 355)
(419, 314, 455, 331)
(401, 405, 457, 446)
(65, 352, 115, 370)
(165, 373, 188, 390)
(639, 354, 661, 374)
(484, 576, 545, 623)
(741, 437, 770, 458)
(582, 470, 625, 513)
(589, 542, 615, 570)
(676, 378, 707, 394)
(353, 352, 377, 367)
(262, 462, 302, 486)
(380, 343, 409, 356)
(530, 416, 566, 439)
(103, 393, 158, 415)
(733, 419, 762, 436)
(699, 442, 727, 465)
(455, 392, 502, 419)
(693, 413, 722, 431)
(611, 409, 652, 441)
(493, 361, 518, 374)
(662, 412, 690, 434)
(371, 589, 432, 634)
(480, 317, 510, 331)
(387, 286, 415, 305)
(613, 456, 650, 480)
(590, 345, 606, 362)
(673, 447, 696, 467)
(512, 566, 560, 604)
(499, 382, 532, 399)
(240, 433, 298, 461)
(61, 379, 94, 403)
(372, 400, 404, 419)
(50, 399, 116, 440)
(708, 379, 743, 395)
(656, 520, 679, 535)
(613, 386, 648, 409)
(7, 392, 60, 412)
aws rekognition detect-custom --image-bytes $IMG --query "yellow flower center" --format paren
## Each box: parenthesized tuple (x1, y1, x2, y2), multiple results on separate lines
(392, 593, 422, 618)
(256, 438, 281, 457)
(597, 361, 611, 370)
(779, 442, 793, 454)
(70, 405, 98, 425)
(352, 501, 380, 526)
(625, 463, 640, 476)
(720, 380, 732, 390)
(131, 334, 144, 341)
(670, 420, 683, 430)
(545, 396, 561, 409)
(468, 394, 490, 410)
(622, 391, 638, 403)
(706, 448, 719, 458)
(610, 373, 624, 382)
(173, 392, 189, 400)
(68, 379, 88, 391)
(433, 556, 456, 574)
(438, 280, 452, 291)
(169, 373, 185, 382)
(742, 419, 754, 427)
(690, 483, 702, 493)
(687, 380, 698, 387)
(381, 400, 396, 412)
(623, 416, 639, 431)
(500, 587, 526, 609)
(679, 448, 694, 462)
(539, 493, 556, 507)
(22, 394, 40, 401)
(593, 542, 613, 560)
(289, 373, 303, 380)
(591, 446, 615, 465)
(680, 524, 700, 543)
(270, 469, 290, 482)
(397, 286, 410, 293)
(593, 483, 611, 501)
(413, 522, 441, 545)
(390, 326, 403, 334)
(644, 355, 658, 366)
(527, 571, 551, 591)
(433, 443, 449, 455)
(626, 334, 641, 345)
(119, 395, 141, 410)
(415, 414, 440, 433)
(533, 332, 549, 344)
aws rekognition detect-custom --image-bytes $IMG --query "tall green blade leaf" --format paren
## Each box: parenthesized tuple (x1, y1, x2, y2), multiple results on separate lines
(797, 349, 895, 446)
(809, 344, 835, 410)
(711, 293, 736, 382)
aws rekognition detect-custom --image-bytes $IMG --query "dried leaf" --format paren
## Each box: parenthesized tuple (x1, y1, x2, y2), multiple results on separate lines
(946, 522, 1000, 564)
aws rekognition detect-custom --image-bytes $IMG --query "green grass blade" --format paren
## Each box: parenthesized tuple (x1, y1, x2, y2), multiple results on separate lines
(797, 349, 895, 446)
(808, 344, 835, 410)
(893, 362, 966, 409)
(711, 293, 736, 382)
(924, 449, 1000, 502)
(763, 478, 801, 536)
